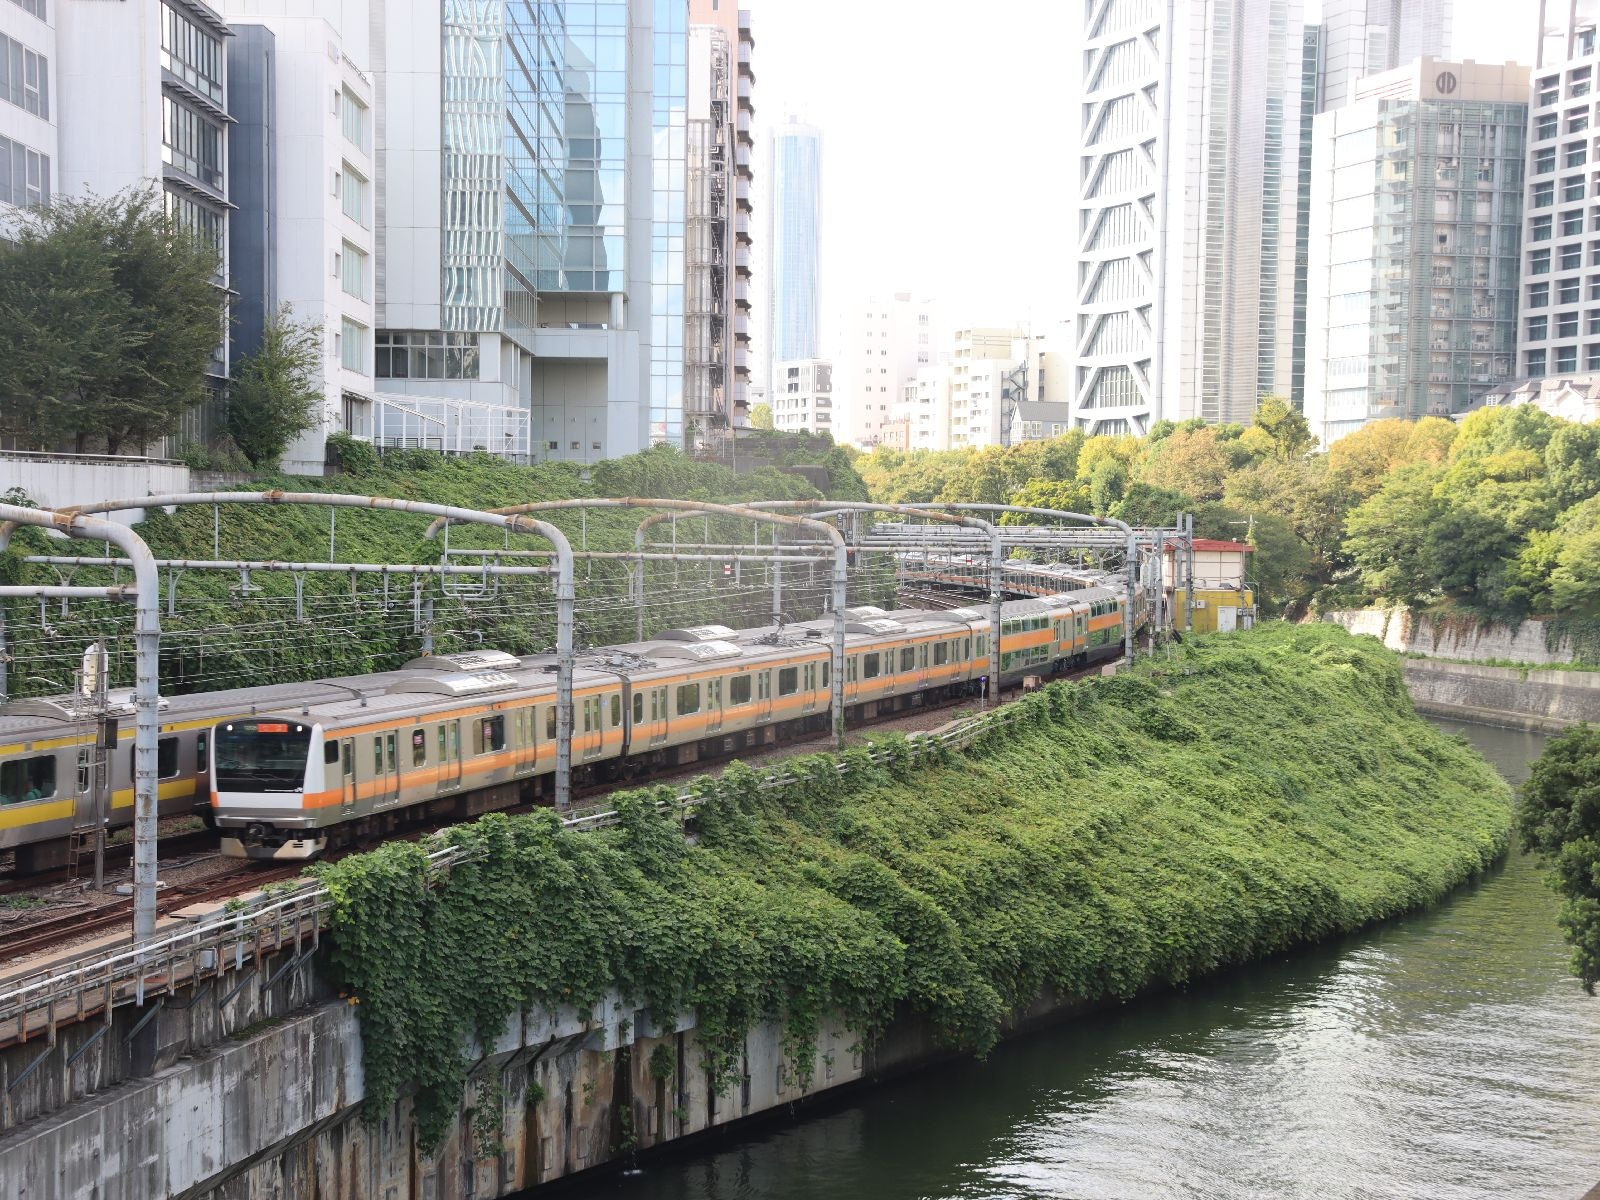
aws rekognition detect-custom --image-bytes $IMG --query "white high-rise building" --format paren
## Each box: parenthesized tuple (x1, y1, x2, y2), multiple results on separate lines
(0, 0, 54, 217)
(225, 17, 379, 473)
(1071, 0, 1307, 436)
(836, 292, 937, 448)
(771, 358, 832, 435)
(1319, 0, 1454, 112)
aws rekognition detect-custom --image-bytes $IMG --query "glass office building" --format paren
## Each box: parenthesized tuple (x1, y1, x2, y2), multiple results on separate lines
(1304, 59, 1527, 445)
(766, 118, 820, 396)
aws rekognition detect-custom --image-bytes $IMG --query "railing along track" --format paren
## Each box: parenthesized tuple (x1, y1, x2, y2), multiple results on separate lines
(0, 697, 1054, 1049)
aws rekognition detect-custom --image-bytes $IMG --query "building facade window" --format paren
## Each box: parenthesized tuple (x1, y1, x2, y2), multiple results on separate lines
(1527, 315, 1548, 340)
(374, 331, 481, 380)
(0, 135, 48, 207)
(1557, 345, 1578, 372)
(339, 87, 368, 152)
(1558, 312, 1579, 338)
(4, 0, 46, 22)
(339, 240, 365, 299)
(0, 34, 47, 118)
(159, 1, 223, 104)
(162, 189, 222, 252)
(1527, 349, 1547, 374)
(161, 96, 223, 189)
(339, 166, 366, 225)
(340, 317, 365, 372)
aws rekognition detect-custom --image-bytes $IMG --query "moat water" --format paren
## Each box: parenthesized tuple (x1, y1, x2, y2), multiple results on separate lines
(605, 719, 1600, 1200)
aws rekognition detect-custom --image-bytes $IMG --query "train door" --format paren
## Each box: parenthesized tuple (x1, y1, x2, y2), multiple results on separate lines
(705, 678, 723, 735)
(801, 663, 818, 714)
(580, 696, 605, 761)
(439, 721, 463, 791)
(516, 706, 536, 774)
(340, 738, 357, 809)
(754, 669, 773, 723)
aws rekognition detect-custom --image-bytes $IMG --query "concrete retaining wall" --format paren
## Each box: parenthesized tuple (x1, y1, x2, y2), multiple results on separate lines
(0, 946, 1101, 1200)
(1402, 659, 1600, 731)
(1322, 607, 1577, 666)
(0, 454, 192, 525)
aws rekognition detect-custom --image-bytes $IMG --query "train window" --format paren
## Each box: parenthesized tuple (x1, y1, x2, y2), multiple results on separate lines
(386, 734, 397, 772)
(757, 671, 771, 699)
(610, 695, 622, 727)
(676, 683, 701, 715)
(344, 743, 355, 776)
(862, 653, 881, 680)
(0, 755, 56, 803)
(325, 740, 340, 765)
(900, 647, 916, 672)
(546, 707, 557, 739)
(439, 726, 449, 763)
(919, 644, 928, 668)
(846, 657, 857, 683)
(475, 715, 505, 754)
(729, 675, 752, 704)
(412, 729, 426, 766)
(933, 642, 948, 666)
(821, 661, 830, 688)
(78, 748, 91, 794)
(707, 679, 722, 709)
(197, 733, 209, 771)
(778, 667, 799, 696)
(581, 699, 595, 733)
(132, 738, 181, 779)
(804, 664, 815, 690)
(633, 692, 645, 723)
(374, 738, 384, 774)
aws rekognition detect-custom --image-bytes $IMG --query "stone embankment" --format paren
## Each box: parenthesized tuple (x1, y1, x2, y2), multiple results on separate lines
(1322, 608, 1600, 729)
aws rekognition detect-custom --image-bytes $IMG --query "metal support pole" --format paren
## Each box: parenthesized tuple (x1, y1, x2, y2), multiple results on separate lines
(0, 506, 160, 943)
(831, 543, 847, 749)
(1185, 513, 1196, 634)
(988, 528, 1004, 708)
(552, 534, 576, 810)
(0, 599, 6, 700)
(771, 557, 783, 626)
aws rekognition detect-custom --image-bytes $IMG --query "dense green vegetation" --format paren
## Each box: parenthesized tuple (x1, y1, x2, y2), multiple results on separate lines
(0, 190, 225, 455)
(852, 399, 1600, 627)
(0, 442, 876, 698)
(312, 623, 1511, 1148)
(1517, 725, 1600, 991)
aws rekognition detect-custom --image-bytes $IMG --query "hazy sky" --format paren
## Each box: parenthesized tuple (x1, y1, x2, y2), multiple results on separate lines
(744, 0, 1543, 346)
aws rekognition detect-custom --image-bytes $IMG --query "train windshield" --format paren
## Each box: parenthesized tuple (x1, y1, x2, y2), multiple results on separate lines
(214, 721, 311, 792)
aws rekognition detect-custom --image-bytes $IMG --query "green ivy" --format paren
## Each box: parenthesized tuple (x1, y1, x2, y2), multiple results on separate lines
(312, 623, 1512, 1151)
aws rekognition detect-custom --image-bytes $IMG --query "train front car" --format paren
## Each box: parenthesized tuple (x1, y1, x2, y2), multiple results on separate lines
(210, 716, 328, 860)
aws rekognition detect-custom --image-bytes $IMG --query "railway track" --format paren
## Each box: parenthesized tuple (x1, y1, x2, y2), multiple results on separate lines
(0, 863, 304, 961)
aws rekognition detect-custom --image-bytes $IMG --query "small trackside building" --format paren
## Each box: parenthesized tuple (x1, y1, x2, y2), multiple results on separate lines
(1166, 538, 1255, 633)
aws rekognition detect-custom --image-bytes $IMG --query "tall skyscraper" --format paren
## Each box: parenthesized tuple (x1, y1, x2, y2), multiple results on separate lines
(1071, 0, 1308, 437)
(1516, 1, 1600, 386)
(764, 117, 820, 402)
(1304, 59, 1527, 446)
(684, 2, 754, 444)
(1319, 0, 1454, 112)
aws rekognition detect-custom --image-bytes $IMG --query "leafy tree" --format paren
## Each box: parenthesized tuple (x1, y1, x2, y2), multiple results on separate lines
(1242, 394, 1316, 461)
(1327, 418, 1416, 500)
(1403, 415, 1458, 464)
(1007, 477, 1093, 519)
(1545, 423, 1600, 508)
(1343, 463, 1445, 606)
(1111, 482, 1194, 528)
(750, 403, 774, 430)
(226, 305, 324, 468)
(1139, 425, 1242, 501)
(1518, 726, 1600, 992)
(1088, 457, 1129, 514)
(0, 189, 225, 453)
(1075, 434, 1141, 485)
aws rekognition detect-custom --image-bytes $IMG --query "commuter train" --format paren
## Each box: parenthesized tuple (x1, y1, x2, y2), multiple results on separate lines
(0, 584, 1138, 868)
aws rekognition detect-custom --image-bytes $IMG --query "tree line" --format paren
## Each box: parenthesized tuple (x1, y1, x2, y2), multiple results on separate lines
(0, 190, 323, 467)
(849, 396, 1600, 622)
